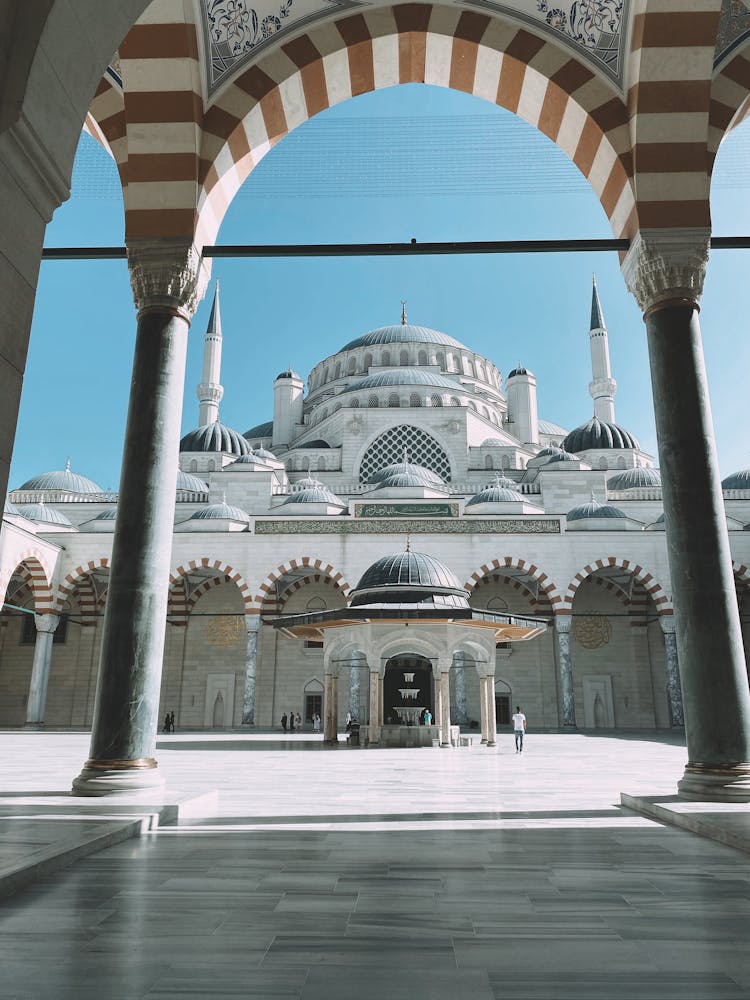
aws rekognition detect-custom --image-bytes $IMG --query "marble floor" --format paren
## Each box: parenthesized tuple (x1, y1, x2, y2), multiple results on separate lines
(1, 730, 750, 998)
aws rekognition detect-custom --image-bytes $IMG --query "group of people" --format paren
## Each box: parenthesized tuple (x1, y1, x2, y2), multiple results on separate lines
(281, 711, 319, 733)
(162, 711, 175, 733)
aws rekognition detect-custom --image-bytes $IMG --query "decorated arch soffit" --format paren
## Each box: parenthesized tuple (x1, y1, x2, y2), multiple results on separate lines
(197, 0, 631, 101)
(715, 0, 750, 72)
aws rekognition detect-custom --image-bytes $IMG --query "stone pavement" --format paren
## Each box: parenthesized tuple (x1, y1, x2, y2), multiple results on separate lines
(1, 730, 749, 998)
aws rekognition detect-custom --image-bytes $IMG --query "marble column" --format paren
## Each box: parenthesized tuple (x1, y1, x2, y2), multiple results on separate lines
(349, 654, 362, 721)
(478, 675, 489, 745)
(555, 615, 577, 728)
(241, 615, 260, 725)
(435, 660, 452, 747)
(623, 229, 750, 799)
(659, 616, 684, 727)
(73, 240, 209, 796)
(368, 669, 381, 744)
(452, 652, 468, 725)
(25, 614, 60, 725)
(324, 669, 339, 743)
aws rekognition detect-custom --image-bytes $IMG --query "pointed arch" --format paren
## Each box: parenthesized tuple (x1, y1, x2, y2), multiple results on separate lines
(465, 556, 561, 610)
(55, 558, 111, 613)
(561, 556, 672, 616)
(170, 558, 255, 618)
(1, 553, 54, 615)
(253, 557, 352, 613)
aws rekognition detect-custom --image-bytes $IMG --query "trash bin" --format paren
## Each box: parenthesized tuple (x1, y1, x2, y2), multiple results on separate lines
(348, 722, 360, 747)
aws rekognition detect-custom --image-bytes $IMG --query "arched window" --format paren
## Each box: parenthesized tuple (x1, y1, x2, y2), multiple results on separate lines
(436, 352, 445, 370)
(358, 424, 452, 483)
(617, 457, 626, 469)
(334, 362, 341, 379)
(501, 454, 510, 469)
(306, 596, 326, 610)
(189, 459, 198, 472)
(351, 398, 360, 408)
(476, 362, 485, 380)
(430, 395, 442, 408)
(368, 395, 379, 408)
(399, 349, 409, 366)
(599, 457, 608, 470)
(468, 401, 478, 412)
(321, 408, 328, 420)
(485, 455, 493, 469)
(348, 357, 356, 374)
(364, 353, 373, 370)
(302, 457, 310, 471)
(208, 459, 215, 471)
(418, 350, 427, 365)
(388, 393, 400, 408)
(450, 396, 460, 407)
(323, 368, 329, 383)
(488, 596, 509, 611)
(316, 457, 326, 472)
(409, 393, 422, 407)
(382, 350, 390, 365)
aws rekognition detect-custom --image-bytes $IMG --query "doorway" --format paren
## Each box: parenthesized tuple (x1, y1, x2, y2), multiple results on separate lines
(383, 654, 434, 725)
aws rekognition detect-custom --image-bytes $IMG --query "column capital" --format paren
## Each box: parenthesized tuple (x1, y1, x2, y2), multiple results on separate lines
(34, 613, 59, 634)
(554, 614, 573, 634)
(659, 615, 676, 635)
(127, 238, 211, 321)
(244, 614, 260, 634)
(621, 228, 710, 314)
(432, 657, 452, 677)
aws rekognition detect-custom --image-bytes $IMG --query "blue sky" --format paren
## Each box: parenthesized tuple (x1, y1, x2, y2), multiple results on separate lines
(12, 83, 750, 491)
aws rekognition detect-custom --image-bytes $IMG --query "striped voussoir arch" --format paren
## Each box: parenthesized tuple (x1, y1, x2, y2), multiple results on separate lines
(464, 557, 561, 609)
(560, 557, 672, 617)
(0, 549, 54, 615)
(254, 557, 351, 612)
(1, 551, 54, 615)
(196, 4, 634, 246)
(625, 4, 722, 234)
(55, 559, 110, 614)
(709, 45, 750, 163)
(170, 559, 255, 620)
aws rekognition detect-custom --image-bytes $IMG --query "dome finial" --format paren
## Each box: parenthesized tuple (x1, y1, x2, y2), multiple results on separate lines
(401, 300, 407, 326)
(405, 533, 411, 553)
(65, 457, 71, 472)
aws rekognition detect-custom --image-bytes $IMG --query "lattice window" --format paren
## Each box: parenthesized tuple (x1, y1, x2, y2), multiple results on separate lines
(431, 395, 443, 407)
(409, 393, 422, 407)
(368, 396, 379, 408)
(359, 424, 452, 483)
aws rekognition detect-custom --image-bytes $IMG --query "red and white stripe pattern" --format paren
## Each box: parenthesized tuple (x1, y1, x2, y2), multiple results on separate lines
(1, 553, 54, 615)
(560, 556, 671, 616)
(254, 557, 351, 612)
(464, 557, 561, 608)
(171, 559, 254, 615)
(55, 559, 110, 614)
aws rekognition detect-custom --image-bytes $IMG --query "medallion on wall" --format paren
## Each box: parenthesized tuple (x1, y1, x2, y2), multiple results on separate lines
(573, 615, 611, 649)
(206, 615, 244, 647)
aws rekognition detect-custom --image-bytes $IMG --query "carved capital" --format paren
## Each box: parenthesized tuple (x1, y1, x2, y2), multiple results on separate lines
(554, 614, 573, 634)
(659, 615, 676, 635)
(244, 614, 260, 634)
(127, 239, 211, 320)
(621, 228, 710, 313)
(34, 613, 59, 635)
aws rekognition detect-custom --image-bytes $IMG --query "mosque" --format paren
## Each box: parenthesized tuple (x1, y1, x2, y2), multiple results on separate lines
(3, 279, 750, 745)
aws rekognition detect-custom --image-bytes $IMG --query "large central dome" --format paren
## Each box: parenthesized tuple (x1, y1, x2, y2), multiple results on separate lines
(340, 324, 467, 352)
(351, 551, 469, 608)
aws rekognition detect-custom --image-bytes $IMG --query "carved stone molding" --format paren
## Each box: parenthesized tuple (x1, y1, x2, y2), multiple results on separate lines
(554, 614, 572, 634)
(127, 239, 211, 320)
(621, 228, 710, 314)
(33, 613, 60, 635)
(0, 113, 70, 223)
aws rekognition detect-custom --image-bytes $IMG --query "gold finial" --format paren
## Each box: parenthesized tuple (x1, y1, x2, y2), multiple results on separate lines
(401, 300, 407, 326)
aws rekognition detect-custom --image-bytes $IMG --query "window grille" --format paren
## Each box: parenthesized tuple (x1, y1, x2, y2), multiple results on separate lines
(387, 393, 400, 408)
(430, 395, 443, 407)
(409, 393, 422, 407)
(358, 424, 452, 483)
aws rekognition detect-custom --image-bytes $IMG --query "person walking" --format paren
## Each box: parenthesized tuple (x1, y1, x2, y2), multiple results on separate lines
(281, 713, 288, 733)
(289, 711, 295, 733)
(295, 712, 302, 733)
(169, 710, 175, 733)
(512, 706, 527, 752)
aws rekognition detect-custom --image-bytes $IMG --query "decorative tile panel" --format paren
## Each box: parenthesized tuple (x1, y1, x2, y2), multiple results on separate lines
(715, 0, 750, 70)
(255, 518, 561, 533)
(355, 503, 460, 518)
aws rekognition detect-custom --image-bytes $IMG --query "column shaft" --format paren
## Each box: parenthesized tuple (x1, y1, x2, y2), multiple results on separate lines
(453, 659, 467, 725)
(349, 661, 361, 721)
(73, 309, 190, 794)
(25, 615, 58, 724)
(440, 671, 451, 747)
(242, 617, 259, 724)
(661, 623, 684, 727)
(479, 675, 489, 744)
(555, 617, 576, 727)
(646, 304, 750, 796)
(324, 674, 338, 742)
(369, 671, 380, 743)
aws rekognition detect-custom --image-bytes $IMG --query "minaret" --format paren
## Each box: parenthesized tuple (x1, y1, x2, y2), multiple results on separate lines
(272, 367, 304, 449)
(197, 281, 223, 426)
(588, 275, 617, 423)
(506, 362, 539, 445)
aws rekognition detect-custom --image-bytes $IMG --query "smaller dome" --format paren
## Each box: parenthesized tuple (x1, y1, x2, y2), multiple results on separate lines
(608, 467, 661, 491)
(94, 508, 117, 520)
(279, 485, 343, 506)
(176, 470, 208, 493)
(370, 462, 444, 487)
(243, 420, 273, 439)
(232, 453, 265, 466)
(482, 474, 519, 491)
(466, 484, 524, 507)
(180, 421, 251, 456)
(545, 450, 580, 465)
(481, 438, 507, 448)
(253, 447, 278, 462)
(351, 550, 469, 608)
(535, 446, 566, 459)
(293, 476, 324, 490)
(538, 419, 568, 436)
(3, 500, 24, 517)
(276, 369, 300, 380)
(567, 497, 626, 522)
(563, 417, 639, 452)
(722, 469, 750, 490)
(507, 363, 531, 379)
(17, 502, 73, 526)
(18, 461, 102, 494)
(190, 500, 250, 523)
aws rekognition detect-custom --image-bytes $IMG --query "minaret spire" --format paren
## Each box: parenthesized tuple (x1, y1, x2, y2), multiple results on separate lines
(401, 300, 407, 325)
(587, 274, 617, 423)
(197, 280, 224, 426)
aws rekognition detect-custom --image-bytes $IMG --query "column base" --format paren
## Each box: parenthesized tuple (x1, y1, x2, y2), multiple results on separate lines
(486, 740, 496, 747)
(678, 763, 750, 801)
(72, 758, 165, 797)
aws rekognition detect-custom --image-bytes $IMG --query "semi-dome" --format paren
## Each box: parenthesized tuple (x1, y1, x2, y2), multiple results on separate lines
(350, 550, 469, 608)
(17, 502, 73, 525)
(722, 469, 750, 490)
(243, 420, 273, 439)
(278, 484, 343, 506)
(481, 438, 507, 448)
(176, 470, 208, 493)
(341, 369, 460, 394)
(190, 500, 250, 522)
(567, 497, 627, 522)
(369, 462, 444, 487)
(562, 417, 639, 452)
(297, 439, 330, 449)
(18, 460, 102, 494)
(180, 421, 251, 456)
(341, 324, 467, 352)
(608, 467, 661, 491)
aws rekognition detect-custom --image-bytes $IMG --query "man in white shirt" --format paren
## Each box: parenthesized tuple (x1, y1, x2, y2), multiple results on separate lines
(512, 706, 526, 752)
